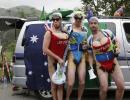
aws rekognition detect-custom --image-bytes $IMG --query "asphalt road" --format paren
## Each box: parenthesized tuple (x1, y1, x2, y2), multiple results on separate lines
(0, 83, 130, 100)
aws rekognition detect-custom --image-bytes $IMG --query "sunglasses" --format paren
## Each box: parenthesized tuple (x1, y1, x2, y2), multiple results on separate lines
(74, 16, 83, 20)
(52, 18, 60, 21)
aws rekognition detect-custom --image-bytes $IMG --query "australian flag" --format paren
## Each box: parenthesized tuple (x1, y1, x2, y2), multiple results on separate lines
(23, 23, 51, 91)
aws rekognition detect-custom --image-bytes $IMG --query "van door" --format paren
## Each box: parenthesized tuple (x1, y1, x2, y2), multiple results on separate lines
(122, 21, 130, 65)
(120, 20, 130, 87)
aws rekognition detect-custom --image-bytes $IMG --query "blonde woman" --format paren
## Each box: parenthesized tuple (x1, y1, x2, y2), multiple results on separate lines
(65, 11, 88, 100)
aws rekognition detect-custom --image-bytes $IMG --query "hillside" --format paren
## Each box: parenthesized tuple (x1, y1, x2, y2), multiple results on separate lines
(0, 6, 42, 18)
(0, 6, 42, 62)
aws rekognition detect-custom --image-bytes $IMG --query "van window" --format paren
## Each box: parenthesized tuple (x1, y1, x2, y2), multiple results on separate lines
(123, 23, 130, 43)
(84, 22, 116, 36)
(105, 22, 116, 35)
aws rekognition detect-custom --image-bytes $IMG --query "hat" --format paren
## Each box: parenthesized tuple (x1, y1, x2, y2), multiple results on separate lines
(73, 11, 85, 18)
(88, 16, 99, 22)
(50, 12, 62, 19)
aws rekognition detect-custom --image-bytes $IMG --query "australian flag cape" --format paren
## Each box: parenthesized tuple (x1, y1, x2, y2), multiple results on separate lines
(23, 23, 51, 91)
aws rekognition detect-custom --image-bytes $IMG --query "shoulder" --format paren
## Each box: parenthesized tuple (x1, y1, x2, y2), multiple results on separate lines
(102, 29, 112, 33)
(44, 30, 52, 38)
(102, 29, 114, 37)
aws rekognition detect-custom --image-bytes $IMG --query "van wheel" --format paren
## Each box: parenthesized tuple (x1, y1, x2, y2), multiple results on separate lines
(34, 90, 52, 99)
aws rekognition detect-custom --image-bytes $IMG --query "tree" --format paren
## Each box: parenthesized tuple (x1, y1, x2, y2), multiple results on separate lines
(81, 0, 130, 16)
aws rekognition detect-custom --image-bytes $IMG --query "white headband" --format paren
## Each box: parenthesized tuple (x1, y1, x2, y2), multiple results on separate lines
(51, 12, 62, 19)
(89, 16, 99, 22)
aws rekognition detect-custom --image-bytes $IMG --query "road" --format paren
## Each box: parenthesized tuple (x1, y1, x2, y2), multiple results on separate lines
(0, 83, 130, 100)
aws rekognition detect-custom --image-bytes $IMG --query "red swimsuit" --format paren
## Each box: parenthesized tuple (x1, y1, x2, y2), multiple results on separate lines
(49, 31, 68, 59)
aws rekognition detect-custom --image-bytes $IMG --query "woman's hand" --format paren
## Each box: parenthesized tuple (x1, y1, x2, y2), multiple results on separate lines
(115, 47, 120, 54)
(58, 58, 64, 67)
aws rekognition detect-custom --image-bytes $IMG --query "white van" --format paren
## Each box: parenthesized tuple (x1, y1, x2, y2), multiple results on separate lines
(12, 18, 130, 99)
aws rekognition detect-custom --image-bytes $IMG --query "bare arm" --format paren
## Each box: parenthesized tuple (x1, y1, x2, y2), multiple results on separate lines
(88, 51, 94, 68)
(43, 31, 62, 62)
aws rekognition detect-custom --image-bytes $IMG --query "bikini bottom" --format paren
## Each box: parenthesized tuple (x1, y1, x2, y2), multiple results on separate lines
(95, 51, 115, 73)
(99, 60, 115, 73)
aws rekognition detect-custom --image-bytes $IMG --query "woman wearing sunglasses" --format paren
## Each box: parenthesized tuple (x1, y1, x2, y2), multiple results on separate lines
(65, 11, 88, 100)
(43, 12, 68, 100)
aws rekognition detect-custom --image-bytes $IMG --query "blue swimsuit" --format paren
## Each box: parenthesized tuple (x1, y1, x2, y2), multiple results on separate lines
(70, 31, 87, 64)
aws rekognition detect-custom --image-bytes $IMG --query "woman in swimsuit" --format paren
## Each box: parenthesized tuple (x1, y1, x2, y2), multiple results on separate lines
(88, 17, 124, 100)
(65, 11, 88, 100)
(43, 12, 68, 100)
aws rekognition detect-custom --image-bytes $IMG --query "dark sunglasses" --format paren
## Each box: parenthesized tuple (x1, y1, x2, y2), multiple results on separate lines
(74, 16, 83, 20)
(52, 18, 60, 21)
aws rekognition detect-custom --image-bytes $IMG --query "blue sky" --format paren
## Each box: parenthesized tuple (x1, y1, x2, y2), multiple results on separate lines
(0, 0, 83, 12)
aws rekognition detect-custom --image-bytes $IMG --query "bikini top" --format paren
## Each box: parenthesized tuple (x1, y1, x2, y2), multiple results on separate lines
(88, 29, 115, 53)
(66, 24, 88, 45)
(92, 35, 111, 52)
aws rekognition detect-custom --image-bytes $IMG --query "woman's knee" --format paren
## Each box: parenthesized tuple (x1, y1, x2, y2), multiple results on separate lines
(100, 84, 108, 93)
(67, 80, 75, 87)
(117, 82, 125, 92)
(78, 72, 86, 85)
(79, 79, 85, 85)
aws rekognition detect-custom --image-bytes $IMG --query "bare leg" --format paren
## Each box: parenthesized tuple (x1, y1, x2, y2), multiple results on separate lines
(51, 83, 58, 100)
(77, 54, 86, 100)
(2, 62, 5, 81)
(5, 62, 11, 81)
(111, 59, 125, 100)
(57, 85, 64, 100)
(97, 68, 108, 100)
(66, 53, 76, 100)
(48, 57, 58, 100)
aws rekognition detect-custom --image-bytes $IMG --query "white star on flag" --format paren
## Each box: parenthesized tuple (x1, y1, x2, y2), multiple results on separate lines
(30, 35, 39, 43)
(47, 78, 51, 83)
(44, 62, 48, 66)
